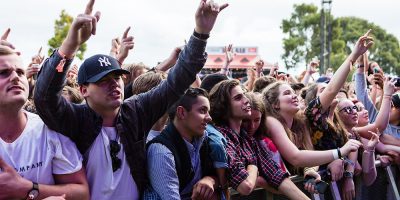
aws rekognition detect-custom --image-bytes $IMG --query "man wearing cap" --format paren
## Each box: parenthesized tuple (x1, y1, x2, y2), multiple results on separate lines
(34, 0, 228, 199)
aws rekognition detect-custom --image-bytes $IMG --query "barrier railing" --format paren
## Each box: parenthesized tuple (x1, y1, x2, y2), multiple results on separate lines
(229, 160, 399, 200)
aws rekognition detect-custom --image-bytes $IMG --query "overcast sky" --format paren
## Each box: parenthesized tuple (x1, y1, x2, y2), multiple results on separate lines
(1, 0, 399, 70)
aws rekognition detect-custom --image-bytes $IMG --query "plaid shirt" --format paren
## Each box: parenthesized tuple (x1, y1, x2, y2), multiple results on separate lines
(216, 125, 288, 190)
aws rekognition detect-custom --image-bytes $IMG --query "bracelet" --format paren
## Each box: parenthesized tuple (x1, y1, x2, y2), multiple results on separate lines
(193, 29, 210, 40)
(356, 64, 364, 68)
(344, 158, 355, 168)
(57, 49, 74, 60)
(332, 149, 339, 160)
(383, 94, 392, 98)
(337, 148, 343, 159)
(364, 147, 375, 152)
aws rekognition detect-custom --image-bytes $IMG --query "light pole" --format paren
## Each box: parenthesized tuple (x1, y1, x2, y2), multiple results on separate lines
(320, 0, 332, 75)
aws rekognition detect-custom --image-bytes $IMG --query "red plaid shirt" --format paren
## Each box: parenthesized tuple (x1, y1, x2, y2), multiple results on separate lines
(216, 125, 288, 190)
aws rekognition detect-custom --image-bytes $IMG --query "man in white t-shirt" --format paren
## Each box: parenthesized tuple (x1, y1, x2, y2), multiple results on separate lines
(0, 42, 89, 200)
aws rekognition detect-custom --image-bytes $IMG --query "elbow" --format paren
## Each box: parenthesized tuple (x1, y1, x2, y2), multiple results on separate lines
(237, 180, 256, 196)
(288, 158, 302, 167)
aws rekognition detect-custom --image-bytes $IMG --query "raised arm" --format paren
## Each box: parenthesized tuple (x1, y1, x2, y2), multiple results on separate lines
(355, 78, 396, 138)
(34, 0, 101, 137)
(319, 30, 374, 112)
(354, 54, 379, 122)
(131, 0, 229, 130)
(219, 44, 234, 76)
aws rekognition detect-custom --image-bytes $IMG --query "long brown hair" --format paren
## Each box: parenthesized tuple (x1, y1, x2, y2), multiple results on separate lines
(262, 81, 313, 150)
(245, 92, 266, 140)
(302, 83, 348, 144)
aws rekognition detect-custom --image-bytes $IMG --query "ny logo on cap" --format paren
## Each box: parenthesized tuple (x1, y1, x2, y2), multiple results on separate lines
(98, 56, 112, 67)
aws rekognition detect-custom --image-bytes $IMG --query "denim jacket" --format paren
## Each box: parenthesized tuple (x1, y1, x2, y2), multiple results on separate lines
(34, 35, 207, 196)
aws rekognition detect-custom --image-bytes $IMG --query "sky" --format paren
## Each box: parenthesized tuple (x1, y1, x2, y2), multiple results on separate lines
(1, 0, 399, 71)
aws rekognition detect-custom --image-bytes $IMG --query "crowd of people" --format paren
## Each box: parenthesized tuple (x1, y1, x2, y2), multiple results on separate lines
(1, 0, 400, 200)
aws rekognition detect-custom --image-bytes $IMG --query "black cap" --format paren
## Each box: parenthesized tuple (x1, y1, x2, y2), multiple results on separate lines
(77, 54, 130, 85)
(392, 93, 400, 108)
(316, 76, 331, 83)
(200, 73, 228, 93)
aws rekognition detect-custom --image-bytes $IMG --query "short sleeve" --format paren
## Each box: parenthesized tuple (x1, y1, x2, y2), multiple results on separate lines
(48, 129, 83, 175)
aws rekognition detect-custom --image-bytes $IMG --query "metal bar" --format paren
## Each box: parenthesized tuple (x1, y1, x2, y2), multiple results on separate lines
(386, 166, 400, 200)
(330, 181, 342, 200)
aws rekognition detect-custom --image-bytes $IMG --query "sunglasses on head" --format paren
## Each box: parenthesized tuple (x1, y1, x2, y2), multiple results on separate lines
(339, 105, 358, 114)
(109, 140, 122, 172)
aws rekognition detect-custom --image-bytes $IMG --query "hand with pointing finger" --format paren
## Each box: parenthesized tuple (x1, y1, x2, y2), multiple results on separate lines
(116, 26, 134, 65)
(60, 0, 101, 57)
(195, 0, 228, 34)
(0, 28, 15, 49)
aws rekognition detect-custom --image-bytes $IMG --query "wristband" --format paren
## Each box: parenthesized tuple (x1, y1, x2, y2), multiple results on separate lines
(337, 148, 343, 159)
(193, 30, 210, 40)
(344, 171, 354, 179)
(332, 149, 339, 160)
(356, 64, 364, 68)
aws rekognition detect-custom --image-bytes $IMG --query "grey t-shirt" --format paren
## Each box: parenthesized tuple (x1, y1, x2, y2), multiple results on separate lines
(354, 72, 400, 138)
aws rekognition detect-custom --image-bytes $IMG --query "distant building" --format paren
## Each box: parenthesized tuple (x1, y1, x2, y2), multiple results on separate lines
(201, 46, 273, 79)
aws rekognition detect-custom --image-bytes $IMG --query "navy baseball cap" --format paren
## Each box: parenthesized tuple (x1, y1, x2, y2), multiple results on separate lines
(77, 54, 130, 85)
(316, 76, 331, 83)
(392, 93, 400, 108)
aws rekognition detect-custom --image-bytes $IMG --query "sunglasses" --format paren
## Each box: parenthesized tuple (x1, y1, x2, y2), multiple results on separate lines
(338, 105, 358, 114)
(110, 140, 122, 172)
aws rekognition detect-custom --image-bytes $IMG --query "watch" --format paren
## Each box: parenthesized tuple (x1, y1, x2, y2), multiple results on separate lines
(193, 30, 210, 40)
(27, 182, 39, 200)
(344, 171, 354, 179)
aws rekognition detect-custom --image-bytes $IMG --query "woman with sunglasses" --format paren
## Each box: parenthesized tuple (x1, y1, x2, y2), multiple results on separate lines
(354, 100, 400, 155)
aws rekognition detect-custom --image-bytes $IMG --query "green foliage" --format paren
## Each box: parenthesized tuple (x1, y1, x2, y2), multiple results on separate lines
(281, 4, 400, 75)
(48, 10, 86, 60)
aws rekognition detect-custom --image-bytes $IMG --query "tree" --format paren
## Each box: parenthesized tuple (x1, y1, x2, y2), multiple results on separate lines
(48, 10, 87, 60)
(281, 3, 400, 75)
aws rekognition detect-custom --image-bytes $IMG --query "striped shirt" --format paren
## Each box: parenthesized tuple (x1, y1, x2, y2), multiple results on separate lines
(144, 135, 205, 200)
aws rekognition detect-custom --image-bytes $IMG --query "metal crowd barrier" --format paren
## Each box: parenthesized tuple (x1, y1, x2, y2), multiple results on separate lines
(229, 160, 399, 200)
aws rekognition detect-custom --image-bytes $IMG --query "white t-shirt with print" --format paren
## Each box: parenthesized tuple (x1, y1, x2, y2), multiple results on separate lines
(0, 112, 82, 184)
(85, 127, 138, 200)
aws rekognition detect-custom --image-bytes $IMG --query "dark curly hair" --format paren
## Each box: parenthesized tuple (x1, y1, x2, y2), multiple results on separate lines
(209, 79, 240, 126)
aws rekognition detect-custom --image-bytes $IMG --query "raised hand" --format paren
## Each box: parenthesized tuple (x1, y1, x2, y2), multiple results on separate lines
(61, 0, 101, 57)
(110, 37, 120, 58)
(116, 26, 134, 65)
(195, 0, 228, 34)
(255, 58, 264, 76)
(269, 62, 279, 77)
(224, 44, 234, 64)
(307, 59, 319, 74)
(32, 47, 44, 64)
(351, 29, 374, 61)
(0, 28, 15, 49)
(383, 77, 397, 96)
